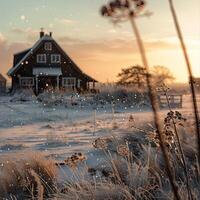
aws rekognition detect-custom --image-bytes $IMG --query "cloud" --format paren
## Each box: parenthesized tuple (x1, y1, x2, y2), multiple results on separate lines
(48, 23, 54, 28)
(144, 40, 177, 50)
(55, 36, 179, 81)
(0, 33, 30, 80)
(57, 37, 177, 58)
(11, 28, 26, 34)
(108, 29, 117, 34)
(58, 36, 84, 45)
(11, 27, 39, 42)
(55, 18, 77, 25)
(0, 33, 179, 82)
(0, 32, 5, 42)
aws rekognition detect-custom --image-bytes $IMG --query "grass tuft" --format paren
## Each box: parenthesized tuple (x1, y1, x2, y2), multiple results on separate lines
(0, 153, 57, 199)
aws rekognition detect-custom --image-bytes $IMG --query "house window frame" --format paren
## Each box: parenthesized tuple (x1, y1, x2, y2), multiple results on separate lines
(77, 79, 81, 88)
(51, 54, 61, 64)
(77, 79, 82, 88)
(37, 54, 46, 63)
(19, 77, 35, 87)
(62, 77, 76, 88)
(44, 42, 52, 51)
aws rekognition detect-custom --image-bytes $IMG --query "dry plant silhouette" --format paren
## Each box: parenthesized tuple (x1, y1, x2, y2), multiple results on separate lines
(101, 0, 180, 199)
(168, 0, 200, 167)
(157, 84, 192, 199)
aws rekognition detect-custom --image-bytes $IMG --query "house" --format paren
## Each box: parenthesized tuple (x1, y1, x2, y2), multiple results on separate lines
(0, 73, 6, 94)
(7, 29, 97, 95)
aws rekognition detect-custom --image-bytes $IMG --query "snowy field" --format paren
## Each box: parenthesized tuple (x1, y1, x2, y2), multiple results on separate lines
(0, 94, 199, 166)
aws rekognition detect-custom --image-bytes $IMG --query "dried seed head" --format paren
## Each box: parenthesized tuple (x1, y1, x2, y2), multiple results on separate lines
(115, 0, 122, 8)
(164, 142, 172, 149)
(129, 114, 134, 122)
(101, 6, 110, 16)
(136, 0, 145, 9)
(123, 0, 130, 8)
(109, 2, 116, 11)
(146, 131, 160, 147)
(64, 152, 86, 168)
(93, 138, 108, 149)
(117, 144, 129, 156)
(100, 0, 148, 23)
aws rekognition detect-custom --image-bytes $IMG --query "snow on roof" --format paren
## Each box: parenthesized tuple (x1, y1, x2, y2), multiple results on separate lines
(33, 67, 62, 76)
(7, 35, 53, 76)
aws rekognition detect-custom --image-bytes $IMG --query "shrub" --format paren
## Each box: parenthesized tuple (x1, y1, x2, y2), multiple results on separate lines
(0, 153, 57, 199)
(93, 86, 150, 108)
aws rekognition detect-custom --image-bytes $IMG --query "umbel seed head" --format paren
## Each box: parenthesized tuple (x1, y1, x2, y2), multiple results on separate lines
(101, 0, 146, 20)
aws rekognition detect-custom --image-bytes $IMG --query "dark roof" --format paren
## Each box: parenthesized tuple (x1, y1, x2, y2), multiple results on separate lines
(0, 74, 6, 82)
(13, 48, 31, 66)
(8, 35, 53, 76)
(83, 73, 97, 82)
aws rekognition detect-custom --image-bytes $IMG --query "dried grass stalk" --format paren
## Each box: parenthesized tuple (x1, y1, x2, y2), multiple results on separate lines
(129, 15, 181, 200)
(30, 169, 44, 200)
(168, 0, 200, 165)
(164, 86, 192, 199)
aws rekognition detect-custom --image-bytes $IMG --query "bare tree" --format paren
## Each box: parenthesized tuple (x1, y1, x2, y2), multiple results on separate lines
(117, 65, 147, 88)
(151, 66, 175, 86)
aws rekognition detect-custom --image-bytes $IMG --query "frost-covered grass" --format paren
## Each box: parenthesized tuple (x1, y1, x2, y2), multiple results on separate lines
(0, 153, 57, 199)
(0, 87, 150, 129)
(1, 119, 200, 199)
(0, 92, 199, 199)
(93, 87, 150, 108)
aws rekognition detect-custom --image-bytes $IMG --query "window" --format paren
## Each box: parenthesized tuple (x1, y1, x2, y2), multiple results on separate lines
(77, 79, 81, 88)
(62, 77, 76, 88)
(20, 77, 34, 87)
(51, 54, 61, 63)
(44, 42, 52, 51)
(89, 82, 95, 89)
(37, 54, 46, 63)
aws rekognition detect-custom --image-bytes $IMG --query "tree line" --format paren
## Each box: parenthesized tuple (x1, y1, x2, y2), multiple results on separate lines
(117, 65, 175, 88)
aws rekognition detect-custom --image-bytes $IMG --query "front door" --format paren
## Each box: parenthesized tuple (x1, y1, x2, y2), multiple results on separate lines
(38, 76, 57, 93)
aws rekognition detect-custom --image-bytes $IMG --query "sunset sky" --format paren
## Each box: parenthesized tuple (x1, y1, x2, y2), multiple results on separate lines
(0, 0, 199, 83)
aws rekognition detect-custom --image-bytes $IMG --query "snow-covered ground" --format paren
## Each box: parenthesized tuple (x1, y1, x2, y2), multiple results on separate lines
(0, 94, 199, 165)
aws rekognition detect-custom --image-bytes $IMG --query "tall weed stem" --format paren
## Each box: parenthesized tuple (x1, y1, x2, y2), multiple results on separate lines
(164, 88, 193, 200)
(129, 16, 181, 200)
(168, 0, 200, 166)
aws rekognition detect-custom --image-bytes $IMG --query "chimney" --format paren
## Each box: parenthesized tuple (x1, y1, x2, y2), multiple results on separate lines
(40, 28, 44, 38)
(49, 32, 52, 37)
